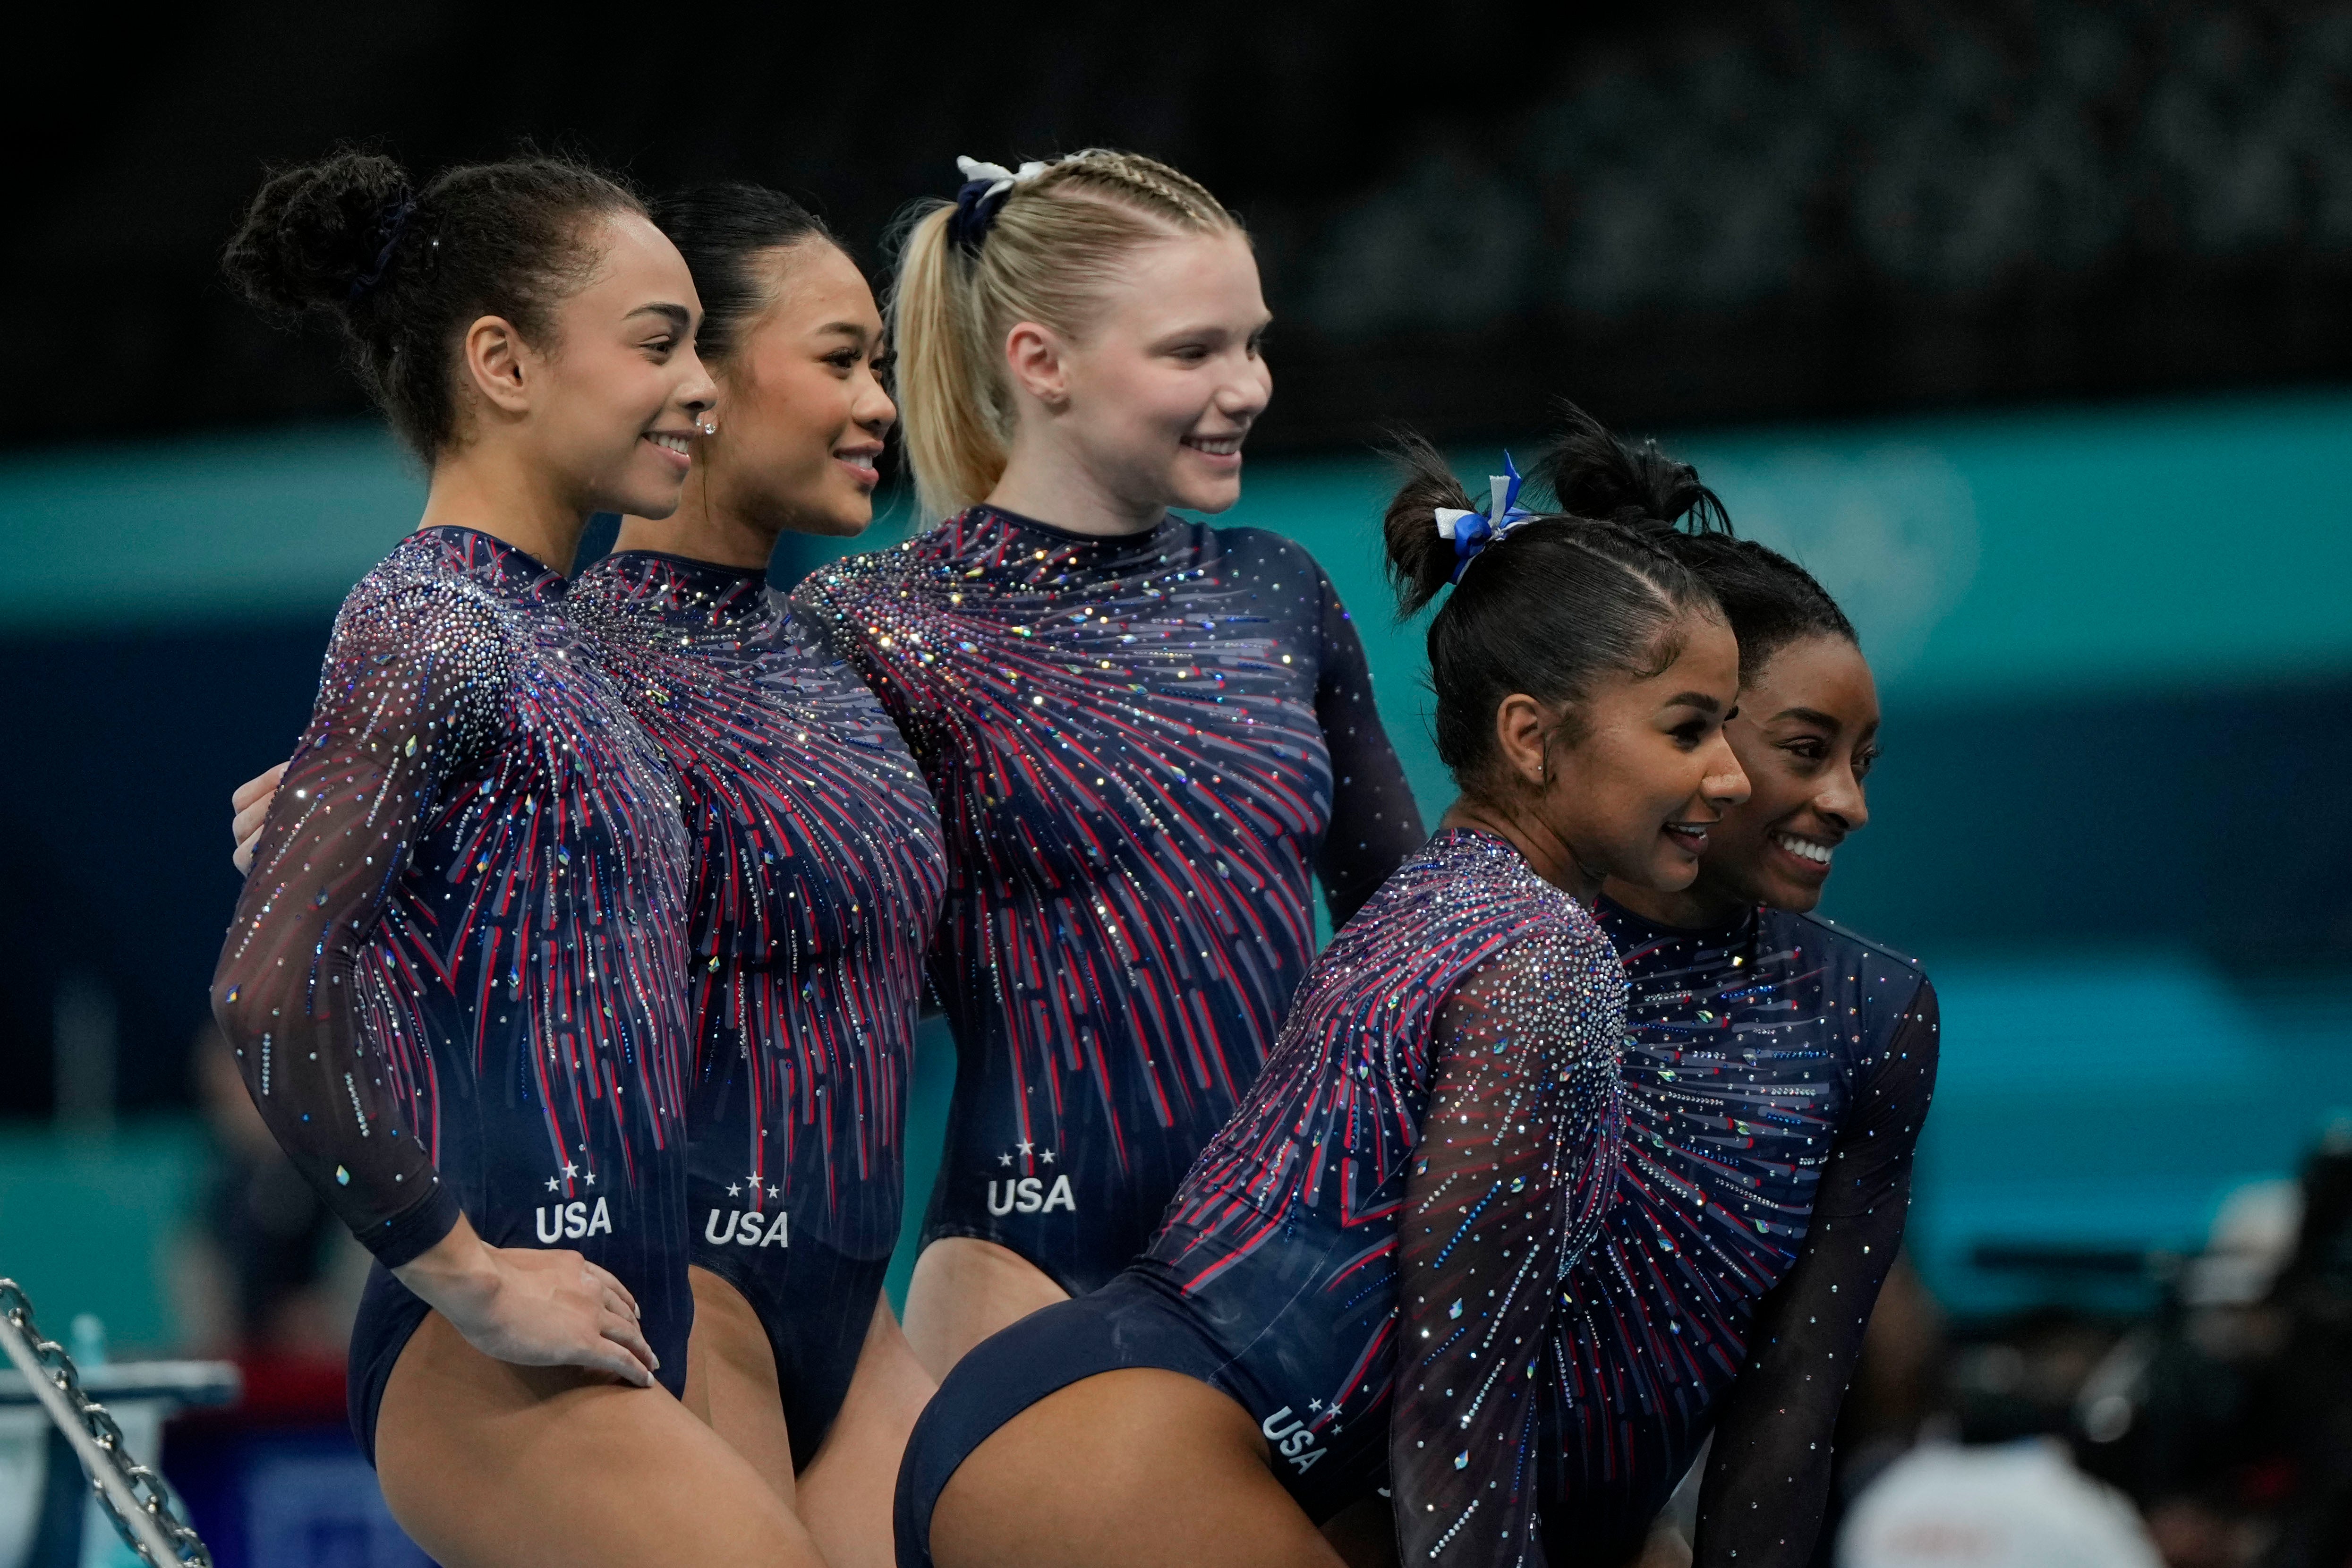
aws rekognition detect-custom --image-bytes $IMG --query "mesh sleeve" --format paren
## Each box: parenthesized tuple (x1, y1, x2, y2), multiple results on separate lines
(1309, 564, 1425, 929)
(1691, 979, 1940, 1566)
(1391, 918, 1628, 1567)
(209, 579, 509, 1265)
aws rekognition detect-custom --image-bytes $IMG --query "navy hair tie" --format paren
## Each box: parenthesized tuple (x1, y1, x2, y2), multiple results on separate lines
(945, 156, 1048, 256)
(348, 195, 418, 302)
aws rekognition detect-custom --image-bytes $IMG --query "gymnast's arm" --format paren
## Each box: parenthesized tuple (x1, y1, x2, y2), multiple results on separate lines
(1308, 562, 1425, 928)
(210, 580, 660, 1382)
(1390, 920, 1627, 1567)
(1691, 980, 1941, 1566)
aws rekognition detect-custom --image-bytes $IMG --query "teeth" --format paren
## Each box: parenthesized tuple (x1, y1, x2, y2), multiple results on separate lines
(648, 434, 691, 454)
(1187, 436, 1242, 455)
(1773, 832, 1833, 865)
(837, 452, 877, 471)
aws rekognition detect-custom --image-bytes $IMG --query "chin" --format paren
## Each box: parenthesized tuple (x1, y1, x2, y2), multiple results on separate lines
(1764, 878, 1826, 914)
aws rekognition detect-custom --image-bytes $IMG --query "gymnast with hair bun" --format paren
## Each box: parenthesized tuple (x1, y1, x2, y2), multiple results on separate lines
(210, 150, 832, 1567)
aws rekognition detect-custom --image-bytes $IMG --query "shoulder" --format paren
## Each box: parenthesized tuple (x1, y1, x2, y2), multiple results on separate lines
(1205, 524, 1335, 588)
(1779, 907, 1929, 989)
(337, 535, 518, 651)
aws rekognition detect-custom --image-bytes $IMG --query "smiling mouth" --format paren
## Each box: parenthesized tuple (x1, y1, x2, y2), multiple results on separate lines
(835, 449, 878, 474)
(1663, 821, 1712, 850)
(1773, 831, 1835, 866)
(1183, 434, 1244, 457)
(646, 432, 694, 455)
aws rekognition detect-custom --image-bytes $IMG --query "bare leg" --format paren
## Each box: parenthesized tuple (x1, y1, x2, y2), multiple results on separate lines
(931, 1368, 1345, 1568)
(375, 1309, 823, 1568)
(903, 1236, 1070, 1381)
(798, 1294, 939, 1568)
(683, 1264, 797, 1510)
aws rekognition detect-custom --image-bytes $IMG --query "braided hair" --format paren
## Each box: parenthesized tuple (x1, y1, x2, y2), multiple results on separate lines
(889, 148, 1244, 520)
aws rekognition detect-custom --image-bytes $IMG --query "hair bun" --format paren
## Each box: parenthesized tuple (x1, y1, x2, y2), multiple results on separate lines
(222, 150, 413, 317)
(1533, 401, 1728, 537)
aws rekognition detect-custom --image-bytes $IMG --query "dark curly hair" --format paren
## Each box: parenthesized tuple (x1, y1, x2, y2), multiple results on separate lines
(222, 148, 644, 457)
(1529, 403, 1858, 685)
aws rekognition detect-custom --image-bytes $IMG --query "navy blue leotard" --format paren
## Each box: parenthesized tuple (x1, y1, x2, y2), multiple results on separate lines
(896, 832, 1938, 1568)
(795, 505, 1421, 1295)
(212, 527, 696, 1461)
(570, 550, 947, 1464)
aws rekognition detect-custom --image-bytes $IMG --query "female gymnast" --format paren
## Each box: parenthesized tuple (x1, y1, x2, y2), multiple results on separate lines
(568, 182, 946, 1564)
(210, 152, 823, 1568)
(792, 151, 1424, 1375)
(227, 181, 950, 1566)
(1555, 409, 1940, 1564)
(892, 423, 1755, 1568)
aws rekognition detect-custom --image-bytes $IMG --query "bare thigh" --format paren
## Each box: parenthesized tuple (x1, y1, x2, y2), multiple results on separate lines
(375, 1309, 822, 1568)
(682, 1264, 796, 1509)
(903, 1236, 1070, 1381)
(930, 1368, 1345, 1568)
(796, 1294, 939, 1568)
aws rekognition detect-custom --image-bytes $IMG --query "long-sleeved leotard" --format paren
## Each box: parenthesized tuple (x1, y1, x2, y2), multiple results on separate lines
(1553, 898, 1938, 1566)
(893, 835, 1938, 1568)
(569, 550, 947, 1463)
(795, 505, 1422, 1293)
(211, 527, 695, 1458)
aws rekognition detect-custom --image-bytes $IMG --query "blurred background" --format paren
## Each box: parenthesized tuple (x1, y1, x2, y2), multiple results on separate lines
(3, 1, 2351, 1563)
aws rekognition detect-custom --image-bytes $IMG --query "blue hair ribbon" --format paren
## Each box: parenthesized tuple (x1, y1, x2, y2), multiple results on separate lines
(946, 155, 1050, 256)
(1432, 452, 1536, 583)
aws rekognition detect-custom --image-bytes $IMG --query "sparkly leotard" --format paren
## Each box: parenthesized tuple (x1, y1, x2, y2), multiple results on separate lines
(795, 505, 1421, 1294)
(211, 527, 695, 1459)
(570, 550, 946, 1463)
(895, 834, 1938, 1568)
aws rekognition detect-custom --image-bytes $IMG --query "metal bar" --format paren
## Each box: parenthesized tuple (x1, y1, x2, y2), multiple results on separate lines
(0, 1293, 189, 1567)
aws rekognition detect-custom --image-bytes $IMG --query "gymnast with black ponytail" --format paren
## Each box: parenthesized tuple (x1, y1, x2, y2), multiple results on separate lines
(211, 150, 828, 1568)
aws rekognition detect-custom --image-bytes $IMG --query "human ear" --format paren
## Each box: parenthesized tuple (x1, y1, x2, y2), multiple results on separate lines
(461, 315, 536, 417)
(1002, 321, 1071, 410)
(1491, 694, 1553, 790)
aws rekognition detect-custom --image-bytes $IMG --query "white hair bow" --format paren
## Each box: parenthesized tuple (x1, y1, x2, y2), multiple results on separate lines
(955, 155, 1051, 201)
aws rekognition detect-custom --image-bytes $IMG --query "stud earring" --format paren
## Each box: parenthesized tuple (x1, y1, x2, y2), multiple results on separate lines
(697, 418, 718, 436)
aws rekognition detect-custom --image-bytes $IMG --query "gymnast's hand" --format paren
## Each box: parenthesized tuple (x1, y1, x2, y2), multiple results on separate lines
(392, 1213, 662, 1387)
(230, 762, 286, 874)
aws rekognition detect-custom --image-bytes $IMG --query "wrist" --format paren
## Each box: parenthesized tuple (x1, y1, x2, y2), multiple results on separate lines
(391, 1216, 500, 1312)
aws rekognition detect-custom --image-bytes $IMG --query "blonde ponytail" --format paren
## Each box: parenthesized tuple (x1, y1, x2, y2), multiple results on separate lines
(887, 149, 1243, 521)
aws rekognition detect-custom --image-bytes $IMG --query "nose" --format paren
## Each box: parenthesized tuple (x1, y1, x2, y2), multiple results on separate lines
(856, 370, 897, 435)
(1219, 354, 1272, 420)
(1819, 761, 1870, 833)
(677, 349, 719, 418)
(1702, 733, 1751, 811)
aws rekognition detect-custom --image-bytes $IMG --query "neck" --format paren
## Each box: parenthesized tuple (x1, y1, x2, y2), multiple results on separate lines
(1440, 798, 1603, 904)
(415, 440, 591, 572)
(1599, 875, 1747, 930)
(613, 466, 778, 571)
(985, 433, 1165, 539)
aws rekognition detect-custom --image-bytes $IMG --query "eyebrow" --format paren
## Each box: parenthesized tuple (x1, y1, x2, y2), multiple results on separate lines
(1664, 690, 1724, 714)
(626, 302, 693, 330)
(1765, 705, 1842, 728)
